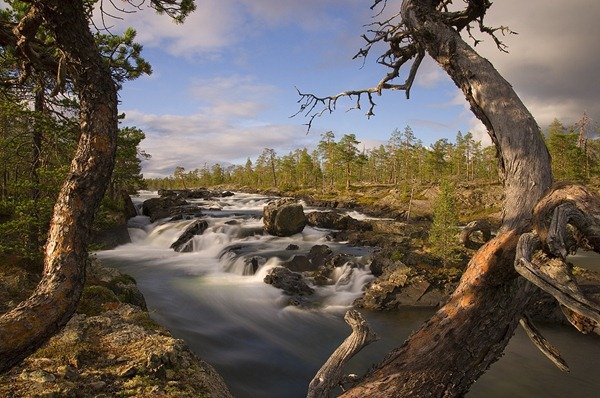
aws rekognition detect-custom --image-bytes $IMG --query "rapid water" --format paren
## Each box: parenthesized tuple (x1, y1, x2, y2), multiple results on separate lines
(96, 192, 600, 397)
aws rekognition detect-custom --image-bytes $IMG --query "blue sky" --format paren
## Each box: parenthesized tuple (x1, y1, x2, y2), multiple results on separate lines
(101, 0, 600, 177)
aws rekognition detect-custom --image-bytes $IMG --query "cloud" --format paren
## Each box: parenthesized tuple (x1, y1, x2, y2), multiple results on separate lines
(95, 0, 364, 57)
(123, 109, 313, 178)
(473, 0, 600, 128)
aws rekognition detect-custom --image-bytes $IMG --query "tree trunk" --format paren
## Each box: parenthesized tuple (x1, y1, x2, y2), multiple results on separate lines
(0, 1, 118, 372)
(342, 1, 552, 396)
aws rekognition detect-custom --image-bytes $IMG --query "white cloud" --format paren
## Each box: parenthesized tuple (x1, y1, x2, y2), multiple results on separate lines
(473, 0, 600, 128)
(123, 107, 312, 178)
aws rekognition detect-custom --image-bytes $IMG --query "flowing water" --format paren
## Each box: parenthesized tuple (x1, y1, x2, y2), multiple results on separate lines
(96, 192, 600, 397)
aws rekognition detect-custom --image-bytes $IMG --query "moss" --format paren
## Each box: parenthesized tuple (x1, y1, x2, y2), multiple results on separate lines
(77, 285, 120, 316)
(127, 311, 162, 332)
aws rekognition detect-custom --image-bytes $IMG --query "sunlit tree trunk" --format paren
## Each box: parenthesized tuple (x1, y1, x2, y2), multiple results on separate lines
(343, 1, 552, 396)
(0, 1, 118, 372)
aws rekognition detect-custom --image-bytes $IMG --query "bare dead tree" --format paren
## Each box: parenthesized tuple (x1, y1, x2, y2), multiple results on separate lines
(297, 1, 600, 396)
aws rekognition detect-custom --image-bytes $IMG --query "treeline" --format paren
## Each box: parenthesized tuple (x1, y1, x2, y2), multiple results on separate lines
(148, 116, 599, 193)
(0, 10, 150, 261)
(147, 126, 499, 191)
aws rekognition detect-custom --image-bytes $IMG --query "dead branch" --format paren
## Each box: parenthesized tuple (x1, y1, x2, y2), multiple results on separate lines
(460, 219, 492, 249)
(307, 310, 378, 398)
(519, 315, 569, 372)
(295, 0, 517, 130)
(533, 183, 600, 253)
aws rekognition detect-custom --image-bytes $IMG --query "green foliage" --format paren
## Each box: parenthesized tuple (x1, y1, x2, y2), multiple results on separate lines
(429, 180, 462, 266)
(546, 118, 587, 182)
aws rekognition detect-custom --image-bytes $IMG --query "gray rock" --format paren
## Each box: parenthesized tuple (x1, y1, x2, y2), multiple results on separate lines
(264, 267, 314, 297)
(263, 198, 307, 237)
(170, 220, 209, 252)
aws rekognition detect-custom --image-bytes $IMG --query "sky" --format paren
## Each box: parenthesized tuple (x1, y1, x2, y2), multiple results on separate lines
(96, 0, 600, 178)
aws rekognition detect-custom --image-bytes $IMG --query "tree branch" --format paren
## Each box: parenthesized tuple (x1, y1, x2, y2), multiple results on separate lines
(307, 310, 378, 398)
(519, 315, 569, 372)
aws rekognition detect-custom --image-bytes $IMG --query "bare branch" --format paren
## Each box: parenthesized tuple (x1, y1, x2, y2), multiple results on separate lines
(460, 219, 492, 249)
(519, 315, 569, 372)
(306, 310, 378, 398)
(515, 245, 600, 328)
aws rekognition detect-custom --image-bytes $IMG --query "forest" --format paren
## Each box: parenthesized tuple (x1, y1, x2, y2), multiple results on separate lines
(148, 117, 599, 193)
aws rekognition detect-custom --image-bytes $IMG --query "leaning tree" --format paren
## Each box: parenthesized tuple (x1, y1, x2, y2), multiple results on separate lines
(300, 1, 600, 397)
(0, 0, 193, 372)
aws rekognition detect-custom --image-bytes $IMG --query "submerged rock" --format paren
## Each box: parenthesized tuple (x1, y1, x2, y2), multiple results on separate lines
(263, 198, 307, 237)
(170, 220, 209, 252)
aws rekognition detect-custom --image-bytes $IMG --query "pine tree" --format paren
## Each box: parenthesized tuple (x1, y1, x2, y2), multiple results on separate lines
(429, 179, 461, 266)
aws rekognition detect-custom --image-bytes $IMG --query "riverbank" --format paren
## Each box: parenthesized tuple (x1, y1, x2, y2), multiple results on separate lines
(0, 257, 232, 398)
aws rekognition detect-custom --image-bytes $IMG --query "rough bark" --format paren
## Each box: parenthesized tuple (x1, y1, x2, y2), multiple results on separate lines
(342, 1, 552, 396)
(0, 1, 118, 372)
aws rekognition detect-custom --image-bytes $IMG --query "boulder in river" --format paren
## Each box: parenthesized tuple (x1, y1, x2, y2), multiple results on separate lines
(263, 198, 307, 237)
(306, 211, 372, 231)
(142, 196, 189, 222)
(264, 267, 314, 298)
(170, 220, 209, 252)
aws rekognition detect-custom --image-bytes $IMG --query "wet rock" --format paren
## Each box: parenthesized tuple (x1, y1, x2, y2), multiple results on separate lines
(122, 192, 138, 220)
(264, 267, 314, 297)
(244, 256, 266, 274)
(307, 244, 333, 268)
(142, 196, 189, 222)
(306, 211, 371, 231)
(170, 220, 209, 252)
(282, 255, 314, 272)
(263, 198, 307, 237)
(285, 244, 300, 250)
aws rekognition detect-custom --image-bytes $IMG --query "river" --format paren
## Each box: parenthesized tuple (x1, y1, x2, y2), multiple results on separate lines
(96, 191, 600, 397)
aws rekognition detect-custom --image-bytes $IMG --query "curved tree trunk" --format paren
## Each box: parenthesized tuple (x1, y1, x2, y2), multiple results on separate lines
(343, 1, 552, 396)
(0, 1, 118, 372)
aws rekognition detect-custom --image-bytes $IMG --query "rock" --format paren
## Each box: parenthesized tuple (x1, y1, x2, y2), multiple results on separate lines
(170, 220, 209, 252)
(305, 211, 371, 231)
(307, 244, 333, 268)
(221, 191, 235, 197)
(264, 267, 314, 297)
(282, 255, 314, 272)
(56, 365, 79, 380)
(244, 256, 266, 274)
(142, 196, 189, 222)
(122, 192, 138, 219)
(91, 222, 131, 250)
(263, 198, 307, 237)
(285, 244, 300, 250)
(20, 370, 56, 383)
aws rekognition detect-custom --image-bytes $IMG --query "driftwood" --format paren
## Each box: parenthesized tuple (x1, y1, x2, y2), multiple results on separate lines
(519, 315, 569, 372)
(515, 183, 600, 335)
(307, 310, 378, 398)
(459, 220, 492, 249)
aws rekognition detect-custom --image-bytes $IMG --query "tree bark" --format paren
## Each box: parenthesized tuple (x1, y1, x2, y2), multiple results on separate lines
(342, 1, 552, 396)
(0, 1, 118, 372)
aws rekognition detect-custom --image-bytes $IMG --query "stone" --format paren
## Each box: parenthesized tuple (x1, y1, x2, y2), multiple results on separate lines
(20, 370, 56, 383)
(170, 220, 209, 252)
(282, 255, 314, 272)
(263, 198, 307, 237)
(264, 267, 314, 296)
